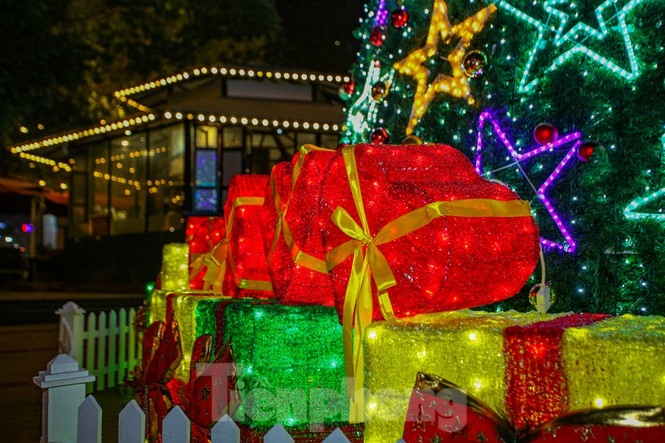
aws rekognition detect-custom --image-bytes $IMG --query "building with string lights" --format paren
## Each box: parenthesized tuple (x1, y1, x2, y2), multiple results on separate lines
(7, 65, 349, 285)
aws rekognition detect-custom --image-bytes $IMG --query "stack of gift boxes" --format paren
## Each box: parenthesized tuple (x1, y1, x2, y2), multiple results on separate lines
(134, 143, 665, 443)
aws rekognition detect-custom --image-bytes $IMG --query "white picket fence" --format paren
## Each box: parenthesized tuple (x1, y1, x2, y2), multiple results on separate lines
(35, 354, 387, 443)
(57, 301, 141, 393)
(78, 396, 367, 443)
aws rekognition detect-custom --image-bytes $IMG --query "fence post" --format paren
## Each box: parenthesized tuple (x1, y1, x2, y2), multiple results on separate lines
(33, 353, 96, 443)
(56, 301, 86, 362)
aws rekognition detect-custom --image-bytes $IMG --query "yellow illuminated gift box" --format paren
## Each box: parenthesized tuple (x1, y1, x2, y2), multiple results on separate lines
(148, 289, 231, 380)
(362, 309, 665, 443)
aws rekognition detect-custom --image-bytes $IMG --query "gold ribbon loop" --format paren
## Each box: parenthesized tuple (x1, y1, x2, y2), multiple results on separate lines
(203, 239, 229, 293)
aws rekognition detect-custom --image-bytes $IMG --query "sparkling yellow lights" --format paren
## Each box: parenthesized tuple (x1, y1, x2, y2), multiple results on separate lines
(393, 0, 497, 134)
(163, 111, 340, 133)
(10, 114, 157, 155)
(114, 66, 351, 101)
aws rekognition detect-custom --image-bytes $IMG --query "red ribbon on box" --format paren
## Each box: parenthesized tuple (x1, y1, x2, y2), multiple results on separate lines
(127, 314, 183, 442)
(503, 313, 612, 429)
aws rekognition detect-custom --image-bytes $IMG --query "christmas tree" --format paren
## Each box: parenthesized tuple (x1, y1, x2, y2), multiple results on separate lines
(341, 0, 665, 315)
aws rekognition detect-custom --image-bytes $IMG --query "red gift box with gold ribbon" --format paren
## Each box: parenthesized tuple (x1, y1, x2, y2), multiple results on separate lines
(203, 174, 274, 299)
(185, 216, 226, 290)
(316, 143, 540, 421)
(264, 144, 338, 306)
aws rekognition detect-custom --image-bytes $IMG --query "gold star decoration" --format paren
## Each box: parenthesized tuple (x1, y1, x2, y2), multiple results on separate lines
(393, 0, 497, 134)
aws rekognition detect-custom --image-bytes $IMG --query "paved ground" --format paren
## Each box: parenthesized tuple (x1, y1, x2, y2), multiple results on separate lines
(0, 323, 138, 443)
(0, 289, 143, 442)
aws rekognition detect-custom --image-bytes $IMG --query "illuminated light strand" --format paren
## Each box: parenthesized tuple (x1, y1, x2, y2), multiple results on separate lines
(163, 112, 340, 133)
(374, 0, 388, 26)
(9, 114, 157, 154)
(10, 111, 339, 160)
(18, 152, 72, 171)
(114, 66, 351, 101)
(475, 110, 582, 253)
(393, 0, 497, 134)
(624, 132, 665, 221)
(497, 0, 643, 93)
(344, 61, 395, 142)
(91, 170, 181, 193)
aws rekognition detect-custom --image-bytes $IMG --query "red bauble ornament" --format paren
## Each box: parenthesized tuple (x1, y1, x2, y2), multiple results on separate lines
(342, 80, 355, 95)
(577, 141, 598, 162)
(369, 26, 387, 47)
(371, 127, 389, 144)
(533, 122, 558, 145)
(391, 8, 409, 28)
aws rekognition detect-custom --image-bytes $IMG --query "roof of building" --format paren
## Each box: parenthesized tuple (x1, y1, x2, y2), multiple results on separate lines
(9, 65, 350, 166)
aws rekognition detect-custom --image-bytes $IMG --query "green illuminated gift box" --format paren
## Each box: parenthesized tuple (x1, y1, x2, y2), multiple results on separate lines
(219, 302, 350, 427)
(362, 309, 665, 443)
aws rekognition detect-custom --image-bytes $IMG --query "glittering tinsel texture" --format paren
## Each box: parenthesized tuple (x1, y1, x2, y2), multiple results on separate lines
(220, 302, 349, 427)
(147, 289, 169, 324)
(563, 314, 665, 412)
(222, 174, 273, 299)
(402, 372, 665, 443)
(239, 422, 364, 443)
(280, 148, 338, 306)
(503, 313, 611, 429)
(319, 144, 541, 322)
(162, 291, 229, 381)
(263, 161, 294, 300)
(186, 216, 225, 290)
(160, 243, 190, 291)
(363, 310, 665, 443)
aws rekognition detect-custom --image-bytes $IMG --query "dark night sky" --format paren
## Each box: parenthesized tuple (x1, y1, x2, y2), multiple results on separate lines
(276, 0, 364, 73)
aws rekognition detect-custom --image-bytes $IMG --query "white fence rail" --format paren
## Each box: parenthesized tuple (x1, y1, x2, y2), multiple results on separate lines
(35, 354, 385, 443)
(57, 301, 140, 393)
(80, 396, 361, 443)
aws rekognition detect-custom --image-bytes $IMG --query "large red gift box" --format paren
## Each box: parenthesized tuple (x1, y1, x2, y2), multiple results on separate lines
(319, 143, 541, 324)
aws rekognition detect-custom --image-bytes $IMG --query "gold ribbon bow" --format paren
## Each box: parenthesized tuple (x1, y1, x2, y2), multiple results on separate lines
(267, 144, 333, 274)
(326, 145, 533, 422)
(203, 196, 273, 293)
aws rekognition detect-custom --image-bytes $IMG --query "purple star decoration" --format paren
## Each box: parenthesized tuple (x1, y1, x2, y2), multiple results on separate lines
(474, 110, 581, 253)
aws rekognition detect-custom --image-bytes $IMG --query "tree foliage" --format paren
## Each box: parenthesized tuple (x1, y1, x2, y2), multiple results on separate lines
(0, 0, 286, 151)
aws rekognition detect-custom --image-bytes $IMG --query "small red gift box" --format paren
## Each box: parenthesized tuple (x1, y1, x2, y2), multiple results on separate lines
(267, 145, 338, 306)
(203, 174, 273, 299)
(186, 216, 225, 290)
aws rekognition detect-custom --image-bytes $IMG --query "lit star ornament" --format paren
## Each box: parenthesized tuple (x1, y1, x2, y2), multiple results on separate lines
(624, 132, 665, 221)
(475, 110, 583, 253)
(393, 0, 497, 134)
(496, 0, 644, 93)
